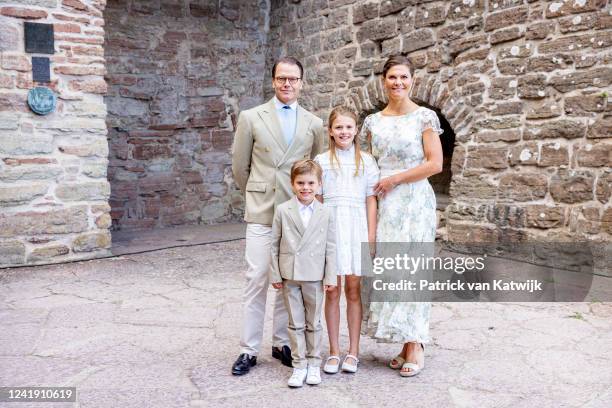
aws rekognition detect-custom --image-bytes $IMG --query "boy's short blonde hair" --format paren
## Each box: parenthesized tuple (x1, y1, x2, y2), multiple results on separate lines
(290, 159, 322, 184)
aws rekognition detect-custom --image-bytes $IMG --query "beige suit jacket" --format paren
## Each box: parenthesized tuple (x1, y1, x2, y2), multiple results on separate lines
(232, 98, 326, 225)
(269, 197, 337, 286)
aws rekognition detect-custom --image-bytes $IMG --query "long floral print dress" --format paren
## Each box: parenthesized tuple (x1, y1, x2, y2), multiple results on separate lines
(360, 106, 443, 344)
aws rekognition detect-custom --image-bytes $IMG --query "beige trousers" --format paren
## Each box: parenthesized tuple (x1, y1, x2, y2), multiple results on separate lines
(239, 223, 289, 356)
(282, 279, 324, 369)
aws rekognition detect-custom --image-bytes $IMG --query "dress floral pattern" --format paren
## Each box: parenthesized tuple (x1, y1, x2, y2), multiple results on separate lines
(314, 146, 380, 276)
(360, 106, 443, 344)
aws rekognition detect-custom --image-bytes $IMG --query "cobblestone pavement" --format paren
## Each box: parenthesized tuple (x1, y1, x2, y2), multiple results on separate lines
(1, 229, 611, 407)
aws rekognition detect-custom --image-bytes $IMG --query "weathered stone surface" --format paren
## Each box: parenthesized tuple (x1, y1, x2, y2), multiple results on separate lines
(95, 213, 112, 229)
(72, 231, 111, 252)
(0, 240, 25, 265)
(401, 28, 435, 53)
(565, 94, 607, 115)
(526, 21, 556, 39)
(550, 170, 595, 204)
(587, 117, 612, 139)
(475, 130, 521, 143)
(509, 142, 538, 166)
(0, 165, 63, 182)
(489, 77, 517, 99)
(0, 21, 19, 51)
(0, 183, 49, 206)
(357, 16, 398, 42)
(523, 119, 586, 140)
(526, 99, 562, 119)
(446, 221, 499, 243)
(490, 26, 523, 44)
(450, 175, 498, 199)
(484, 6, 528, 31)
(28, 245, 70, 262)
(575, 143, 612, 167)
(604, 207, 612, 234)
(498, 173, 548, 201)
(0, 206, 88, 238)
(518, 74, 547, 99)
(466, 146, 508, 169)
(525, 205, 566, 229)
(544, 0, 607, 18)
(539, 142, 569, 167)
(353, 1, 379, 24)
(415, 4, 447, 27)
(55, 182, 110, 201)
(550, 67, 612, 93)
(596, 170, 611, 203)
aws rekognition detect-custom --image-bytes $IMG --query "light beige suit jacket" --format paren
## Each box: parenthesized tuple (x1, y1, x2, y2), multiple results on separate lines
(269, 197, 337, 286)
(232, 98, 326, 225)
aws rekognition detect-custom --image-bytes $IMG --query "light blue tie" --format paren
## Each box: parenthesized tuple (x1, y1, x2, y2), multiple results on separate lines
(280, 105, 295, 147)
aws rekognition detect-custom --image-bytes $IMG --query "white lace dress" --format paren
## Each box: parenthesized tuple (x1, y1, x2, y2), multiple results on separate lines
(314, 146, 380, 276)
(360, 107, 443, 344)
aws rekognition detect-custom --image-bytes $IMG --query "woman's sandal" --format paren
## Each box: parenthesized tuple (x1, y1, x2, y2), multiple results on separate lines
(323, 355, 341, 374)
(388, 355, 405, 370)
(341, 354, 359, 373)
(400, 343, 425, 377)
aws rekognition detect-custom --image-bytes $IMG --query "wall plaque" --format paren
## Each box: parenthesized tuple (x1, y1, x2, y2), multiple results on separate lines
(32, 57, 51, 83)
(28, 87, 56, 116)
(24, 22, 54, 54)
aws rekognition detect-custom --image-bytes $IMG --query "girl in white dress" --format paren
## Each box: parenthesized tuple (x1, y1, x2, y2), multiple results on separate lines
(314, 106, 380, 374)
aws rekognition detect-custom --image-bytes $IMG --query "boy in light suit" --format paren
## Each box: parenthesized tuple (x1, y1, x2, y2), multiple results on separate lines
(270, 159, 337, 388)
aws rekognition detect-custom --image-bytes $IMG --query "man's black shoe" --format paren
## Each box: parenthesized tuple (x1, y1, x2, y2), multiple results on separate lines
(231, 353, 257, 375)
(272, 345, 292, 368)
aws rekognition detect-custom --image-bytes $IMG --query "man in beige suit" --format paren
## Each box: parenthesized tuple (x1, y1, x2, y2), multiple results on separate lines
(231, 57, 326, 376)
(270, 160, 336, 387)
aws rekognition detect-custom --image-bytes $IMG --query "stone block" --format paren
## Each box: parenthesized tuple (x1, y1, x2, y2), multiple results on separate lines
(498, 173, 548, 201)
(525, 205, 566, 229)
(0, 21, 19, 51)
(575, 143, 612, 167)
(55, 182, 110, 201)
(28, 245, 70, 262)
(484, 5, 528, 31)
(525, 99, 562, 119)
(523, 119, 586, 140)
(550, 169, 595, 204)
(0, 206, 88, 237)
(356, 16, 398, 42)
(544, 0, 606, 18)
(489, 77, 516, 99)
(0, 165, 63, 182)
(539, 142, 569, 167)
(587, 117, 611, 139)
(490, 26, 523, 44)
(596, 170, 611, 203)
(0, 240, 25, 266)
(72, 231, 111, 252)
(509, 143, 539, 166)
(466, 146, 508, 169)
(0, 183, 49, 206)
(517, 74, 547, 99)
(352, 1, 378, 24)
(0, 6, 47, 19)
(415, 4, 447, 27)
(401, 28, 435, 53)
(565, 94, 607, 115)
(550, 67, 612, 93)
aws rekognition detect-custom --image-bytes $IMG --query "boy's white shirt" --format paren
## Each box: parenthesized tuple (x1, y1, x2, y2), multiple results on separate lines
(297, 199, 315, 228)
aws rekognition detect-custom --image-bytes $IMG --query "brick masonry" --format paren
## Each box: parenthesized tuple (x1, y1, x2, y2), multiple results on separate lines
(1, 0, 610, 267)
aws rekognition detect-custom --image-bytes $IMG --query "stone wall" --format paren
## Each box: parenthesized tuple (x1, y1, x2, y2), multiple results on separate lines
(103, 0, 269, 231)
(0, 0, 111, 267)
(266, 0, 612, 242)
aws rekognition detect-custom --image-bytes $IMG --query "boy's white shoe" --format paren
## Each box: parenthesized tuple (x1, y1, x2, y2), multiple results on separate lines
(287, 368, 308, 387)
(305, 366, 321, 385)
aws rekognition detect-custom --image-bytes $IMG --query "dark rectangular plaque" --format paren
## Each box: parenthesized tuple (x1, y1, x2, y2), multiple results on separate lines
(25, 22, 54, 54)
(32, 57, 50, 83)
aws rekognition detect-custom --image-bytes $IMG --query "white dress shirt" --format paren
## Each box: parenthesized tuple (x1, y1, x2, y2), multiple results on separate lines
(298, 199, 315, 229)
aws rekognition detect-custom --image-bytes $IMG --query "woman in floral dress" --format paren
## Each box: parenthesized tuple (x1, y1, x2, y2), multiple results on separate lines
(360, 55, 444, 377)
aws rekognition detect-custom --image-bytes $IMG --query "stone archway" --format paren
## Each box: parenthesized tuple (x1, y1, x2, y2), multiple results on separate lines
(342, 73, 464, 239)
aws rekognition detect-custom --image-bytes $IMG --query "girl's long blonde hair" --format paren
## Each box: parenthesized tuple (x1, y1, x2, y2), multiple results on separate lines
(327, 106, 364, 176)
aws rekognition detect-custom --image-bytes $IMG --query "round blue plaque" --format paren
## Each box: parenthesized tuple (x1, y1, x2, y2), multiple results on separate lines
(27, 86, 56, 116)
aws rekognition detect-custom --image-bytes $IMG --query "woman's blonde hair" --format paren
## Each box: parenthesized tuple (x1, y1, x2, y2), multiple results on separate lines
(327, 106, 364, 176)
